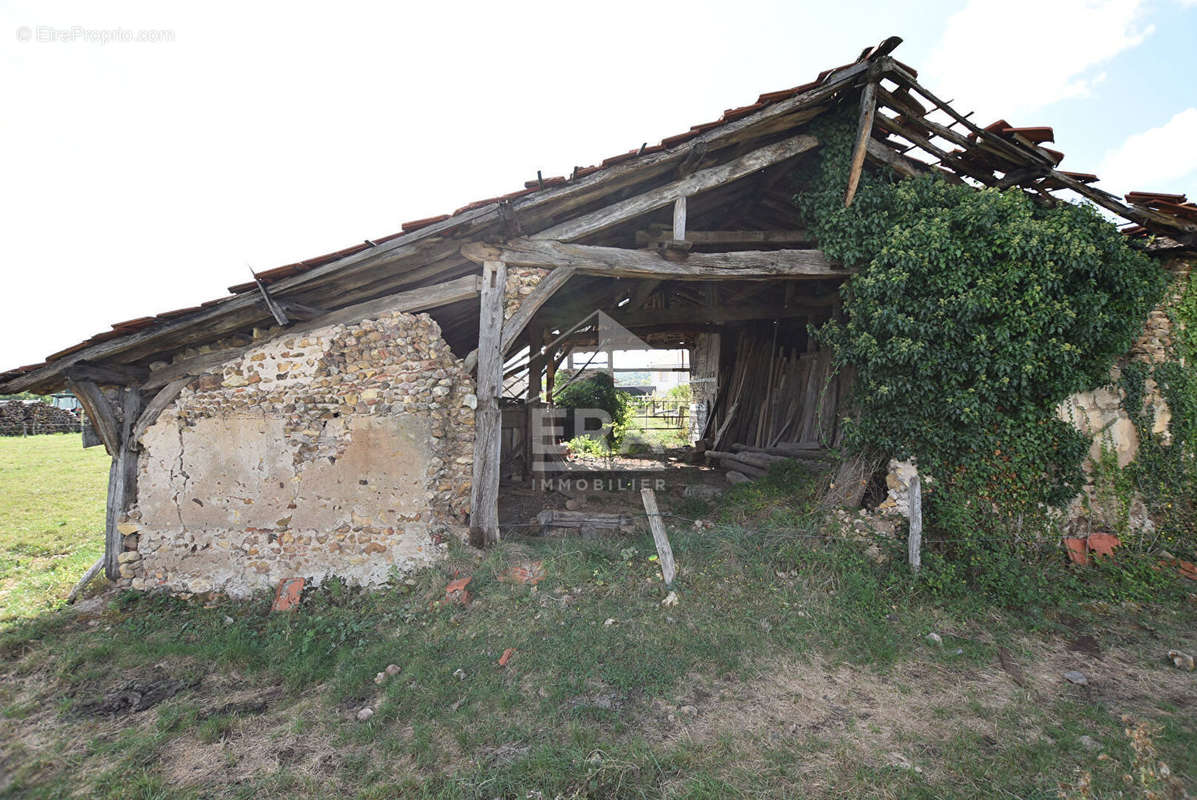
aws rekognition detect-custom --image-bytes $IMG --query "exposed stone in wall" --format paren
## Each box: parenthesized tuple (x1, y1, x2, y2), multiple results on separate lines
(1061, 253, 1193, 534)
(504, 267, 550, 320)
(1059, 254, 1192, 468)
(120, 311, 474, 598)
(877, 459, 920, 517)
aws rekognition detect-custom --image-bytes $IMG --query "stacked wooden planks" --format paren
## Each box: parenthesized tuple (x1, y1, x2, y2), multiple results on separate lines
(705, 329, 852, 452)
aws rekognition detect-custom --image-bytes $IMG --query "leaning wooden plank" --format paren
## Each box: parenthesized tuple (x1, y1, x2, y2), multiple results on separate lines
(469, 260, 507, 548)
(131, 377, 193, 445)
(464, 240, 847, 281)
(844, 79, 879, 207)
(530, 134, 819, 242)
(66, 557, 105, 604)
(640, 488, 676, 587)
(67, 380, 120, 455)
(104, 387, 142, 580)
(143, 275, 481, 390)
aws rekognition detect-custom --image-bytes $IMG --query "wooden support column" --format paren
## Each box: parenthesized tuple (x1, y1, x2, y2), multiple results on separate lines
(524, 323, 544, 481)
(469, 259, 507, 547)
(844, 76, 879, 207)
(69, 379, 145, 581)
(104, 387, 143, 580)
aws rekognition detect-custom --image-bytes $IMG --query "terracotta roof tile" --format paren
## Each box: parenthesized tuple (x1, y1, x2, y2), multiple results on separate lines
(400, 214, 451, 233)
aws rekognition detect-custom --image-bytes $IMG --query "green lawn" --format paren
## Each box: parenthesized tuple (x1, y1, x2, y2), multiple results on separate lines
(0, 439, 1192, 798)
(0, 434, 110, 625)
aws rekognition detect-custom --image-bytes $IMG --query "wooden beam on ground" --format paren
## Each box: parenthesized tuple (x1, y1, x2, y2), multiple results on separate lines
(469, 260, 506, 548)
(634, 230, 811, 248)
(844, 78, 879, 207)
(464, 239, 847, 281)
(641, 488, 677, 587)
(104, 387, 142, 580)
(68, 379, 120, 455)
(530, 134, 819, 242)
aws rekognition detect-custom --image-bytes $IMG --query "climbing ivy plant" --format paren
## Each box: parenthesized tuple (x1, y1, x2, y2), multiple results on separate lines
(1118, 268, 1197, 552)
(796, 112, 1167, 553)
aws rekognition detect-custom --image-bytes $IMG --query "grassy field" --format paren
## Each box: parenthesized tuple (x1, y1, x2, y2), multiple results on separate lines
(0, 436, 1193, 798)
(0, 434, 110, 626)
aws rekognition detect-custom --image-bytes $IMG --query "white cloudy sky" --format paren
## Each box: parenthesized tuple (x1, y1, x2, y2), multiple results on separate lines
(1, 0, 1195, 374)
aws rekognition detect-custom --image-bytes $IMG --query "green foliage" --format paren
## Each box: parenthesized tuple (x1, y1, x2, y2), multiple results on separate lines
(554, 372, 631, 445)
(798, 111, 1166, 560)
(664, 382, 693, 403)
(1119, 358, 1197, 556)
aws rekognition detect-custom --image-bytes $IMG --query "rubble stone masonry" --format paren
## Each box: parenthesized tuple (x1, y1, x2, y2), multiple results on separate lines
(119, 310, 475, 597)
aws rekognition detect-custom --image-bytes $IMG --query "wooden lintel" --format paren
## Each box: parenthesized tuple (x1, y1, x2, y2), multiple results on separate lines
(463, 239, 848, 281)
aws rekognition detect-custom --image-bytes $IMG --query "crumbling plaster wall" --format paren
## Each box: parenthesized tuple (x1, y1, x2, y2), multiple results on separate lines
(118, 310, 475, 597)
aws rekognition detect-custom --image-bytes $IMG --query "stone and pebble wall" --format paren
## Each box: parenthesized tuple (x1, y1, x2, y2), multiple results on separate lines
(504, 267, 550, 320)
(117, 310, 476, 598)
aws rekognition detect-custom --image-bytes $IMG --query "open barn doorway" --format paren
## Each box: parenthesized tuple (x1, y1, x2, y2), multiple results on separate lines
(493, 272, 848, 536)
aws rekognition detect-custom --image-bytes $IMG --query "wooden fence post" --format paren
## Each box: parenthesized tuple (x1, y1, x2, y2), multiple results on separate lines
(908, 473, 922, 574)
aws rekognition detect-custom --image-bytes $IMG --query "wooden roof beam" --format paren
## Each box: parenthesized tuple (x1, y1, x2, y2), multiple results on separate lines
(462, 239, 848, 281)
(530, 134, 820, 242)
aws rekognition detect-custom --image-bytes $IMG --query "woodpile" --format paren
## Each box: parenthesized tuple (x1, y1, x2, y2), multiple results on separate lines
(705, 328, 852, 451)
(700, 326, 850, 483)
(0, 400, 81, 436)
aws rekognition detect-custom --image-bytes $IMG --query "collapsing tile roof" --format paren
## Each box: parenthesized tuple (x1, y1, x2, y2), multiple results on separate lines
(3, 35, 1195, 394)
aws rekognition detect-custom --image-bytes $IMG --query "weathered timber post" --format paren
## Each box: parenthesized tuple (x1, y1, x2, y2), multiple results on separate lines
(908, 473, 922, 574)
(69, 379, 144, 580)
(641, 488, 677, 586)
(524, 323, 543, 481)
(470, 259, 506, 547)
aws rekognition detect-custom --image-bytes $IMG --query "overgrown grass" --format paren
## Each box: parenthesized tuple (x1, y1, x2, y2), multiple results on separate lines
(0, 443, 1193, 798)
(0, 434, 110, 626)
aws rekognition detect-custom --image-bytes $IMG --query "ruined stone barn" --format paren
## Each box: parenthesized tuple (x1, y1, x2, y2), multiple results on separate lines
(2, 37, 1195, 597)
